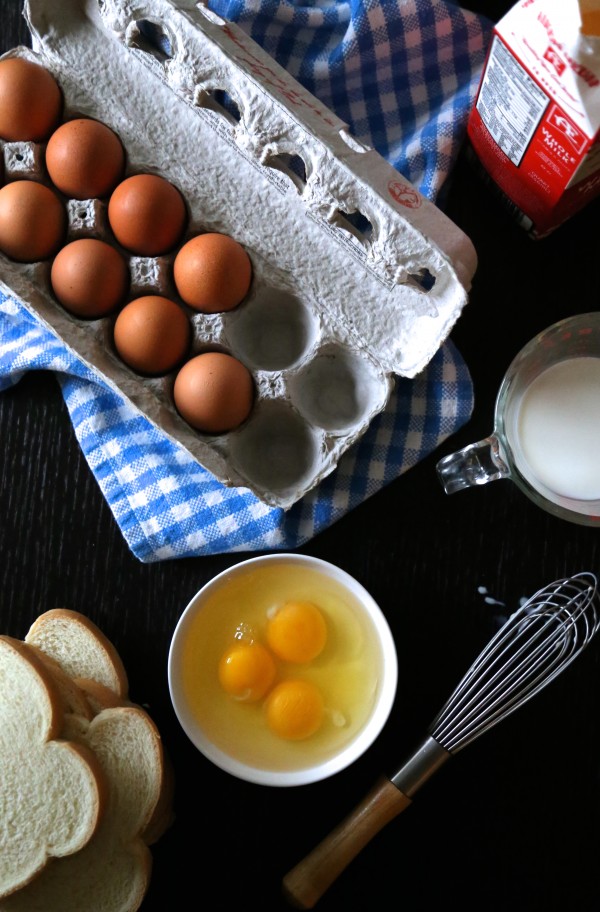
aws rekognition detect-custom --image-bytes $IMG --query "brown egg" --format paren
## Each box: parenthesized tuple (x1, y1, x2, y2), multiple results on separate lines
(173, 352, 254, 433)
(45, 118, 126, 199)
(50, 239, 129, 318)
(107, 173, 187, 256)
(0, 57, 62, 141)
(0, 180, 65, 261)
(113, 295, 191, 375)
(173, 232, 252, 313)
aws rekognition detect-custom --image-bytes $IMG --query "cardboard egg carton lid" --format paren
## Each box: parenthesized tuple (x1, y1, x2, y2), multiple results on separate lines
(0, 0, 477, 509)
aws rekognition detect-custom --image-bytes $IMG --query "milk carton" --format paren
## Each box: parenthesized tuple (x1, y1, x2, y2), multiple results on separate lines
(467, 0, 600, 237)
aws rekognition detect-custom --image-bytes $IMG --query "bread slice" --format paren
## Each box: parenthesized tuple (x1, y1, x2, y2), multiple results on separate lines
(76, 677, 175, 845)
(26, 610, 175, 846)
(25, 609, 129, 700)
(0, 705, 166, 912)
(25, 647, 94, 721)
(0, 637, 105, 900)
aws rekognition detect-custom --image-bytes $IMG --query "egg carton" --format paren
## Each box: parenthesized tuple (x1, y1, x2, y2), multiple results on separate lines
(0, 0, 477, 510)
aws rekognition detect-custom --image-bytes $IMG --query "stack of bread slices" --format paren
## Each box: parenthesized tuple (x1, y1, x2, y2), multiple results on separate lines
(0, 609, 174, 911)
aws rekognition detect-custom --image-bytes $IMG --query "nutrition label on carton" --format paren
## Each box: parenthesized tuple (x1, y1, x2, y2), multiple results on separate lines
(467, 0, 600, 236)
(476, 36, 549, 167)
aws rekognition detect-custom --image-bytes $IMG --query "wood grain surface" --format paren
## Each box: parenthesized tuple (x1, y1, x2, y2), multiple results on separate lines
(1, 2, 599, 910)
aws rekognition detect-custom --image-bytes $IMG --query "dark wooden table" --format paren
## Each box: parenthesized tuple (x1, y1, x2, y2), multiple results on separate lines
(1, 2, 599, 910)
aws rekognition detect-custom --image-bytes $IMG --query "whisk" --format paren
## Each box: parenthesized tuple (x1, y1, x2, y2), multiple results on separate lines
(282, 572, 600, 910)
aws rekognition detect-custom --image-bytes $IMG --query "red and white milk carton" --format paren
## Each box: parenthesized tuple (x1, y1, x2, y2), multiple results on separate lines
(467, 0, 600, 237)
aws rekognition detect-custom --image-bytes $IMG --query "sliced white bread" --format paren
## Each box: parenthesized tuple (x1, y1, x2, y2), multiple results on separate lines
(0, 636, 105, 900)
(25, 647, 94, 720)
(0, 705, 165, 912)
(25, 609, 129, 700)
(76, 676, 175, 845)
(76, 677, 127, 713)
(28, 611, 175, 845)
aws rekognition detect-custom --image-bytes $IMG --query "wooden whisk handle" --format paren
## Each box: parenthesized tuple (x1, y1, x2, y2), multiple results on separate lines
(282, 775, 411, 909)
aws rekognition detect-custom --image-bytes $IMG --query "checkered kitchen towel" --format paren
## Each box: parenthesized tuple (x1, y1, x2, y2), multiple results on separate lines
(0, 0, 492, 562)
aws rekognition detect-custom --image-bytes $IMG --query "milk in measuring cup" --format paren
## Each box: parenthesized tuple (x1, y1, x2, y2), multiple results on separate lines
(515, 357, 600, 501)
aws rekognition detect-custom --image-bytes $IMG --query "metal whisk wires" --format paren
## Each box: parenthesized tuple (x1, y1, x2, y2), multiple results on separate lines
(430, 572, 600, 754)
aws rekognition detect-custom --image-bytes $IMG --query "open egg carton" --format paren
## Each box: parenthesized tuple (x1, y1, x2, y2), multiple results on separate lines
(0, 0, 477, 509)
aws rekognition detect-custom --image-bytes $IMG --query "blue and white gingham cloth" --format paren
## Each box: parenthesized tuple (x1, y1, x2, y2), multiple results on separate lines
(0, 1, 492, 562)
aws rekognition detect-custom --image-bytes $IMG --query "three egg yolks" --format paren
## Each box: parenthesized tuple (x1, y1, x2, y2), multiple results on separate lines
(217, 601, 328, 740)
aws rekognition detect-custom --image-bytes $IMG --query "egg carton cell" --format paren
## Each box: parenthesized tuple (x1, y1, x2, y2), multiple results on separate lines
(223, 286, 320, 373)
(286, 343, 390, 436)
(228, 400, 327, 508)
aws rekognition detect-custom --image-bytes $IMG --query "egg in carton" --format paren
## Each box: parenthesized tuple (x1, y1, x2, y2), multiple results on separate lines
(0, 0, 477, 510)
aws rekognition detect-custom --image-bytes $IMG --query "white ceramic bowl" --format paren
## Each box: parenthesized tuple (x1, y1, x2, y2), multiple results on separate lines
(168, 553, 398, 787)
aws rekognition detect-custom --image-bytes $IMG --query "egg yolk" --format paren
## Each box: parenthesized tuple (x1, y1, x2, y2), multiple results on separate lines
(218, 642, 276, 702)
(266, 601, 327, 664)
(265, 680, 324, 740)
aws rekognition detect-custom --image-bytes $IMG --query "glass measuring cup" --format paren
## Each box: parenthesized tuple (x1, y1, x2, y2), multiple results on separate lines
(436, 313, 600, 526)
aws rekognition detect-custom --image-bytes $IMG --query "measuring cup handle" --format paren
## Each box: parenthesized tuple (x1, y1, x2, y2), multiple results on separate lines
(436, 435, 510, 494)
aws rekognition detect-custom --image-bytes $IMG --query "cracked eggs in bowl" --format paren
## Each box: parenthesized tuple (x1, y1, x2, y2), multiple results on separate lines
(168, 553, 397, 786)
